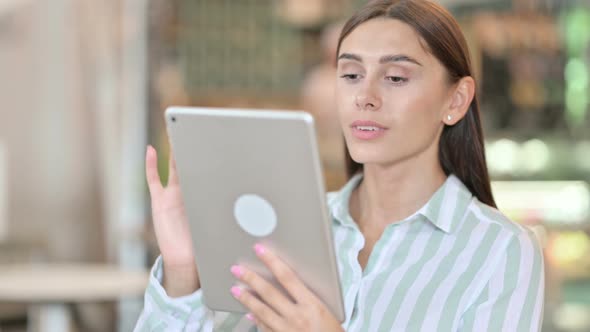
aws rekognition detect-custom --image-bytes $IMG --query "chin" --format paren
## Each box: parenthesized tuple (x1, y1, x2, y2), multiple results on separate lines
(348, 148, 387, 166)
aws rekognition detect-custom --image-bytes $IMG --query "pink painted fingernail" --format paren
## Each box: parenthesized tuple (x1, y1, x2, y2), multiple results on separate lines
(230, 265, 244, 278)
(254, 243, 266, 256)
(231, 286, 242, 298)
(246, 313, 254, 321)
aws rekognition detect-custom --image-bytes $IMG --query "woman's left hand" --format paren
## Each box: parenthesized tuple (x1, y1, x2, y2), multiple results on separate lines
(230, 244, 344, 332)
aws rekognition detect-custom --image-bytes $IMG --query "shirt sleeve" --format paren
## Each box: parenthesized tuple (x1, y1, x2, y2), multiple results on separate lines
(133, 256, 257, 332)
(459, 229, 545, 332)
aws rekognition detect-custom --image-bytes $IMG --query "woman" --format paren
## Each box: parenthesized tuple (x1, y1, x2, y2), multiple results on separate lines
(135, 0, 544, 331)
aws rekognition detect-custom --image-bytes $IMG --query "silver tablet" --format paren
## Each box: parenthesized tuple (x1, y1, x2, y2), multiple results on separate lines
(165, 106, 345, 322)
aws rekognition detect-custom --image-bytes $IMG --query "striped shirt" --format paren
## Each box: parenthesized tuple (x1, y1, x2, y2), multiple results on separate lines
(135, 173, 544, 331)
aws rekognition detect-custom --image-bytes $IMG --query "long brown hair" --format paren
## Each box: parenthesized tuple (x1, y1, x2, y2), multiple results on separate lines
(337, 0, 496, 207)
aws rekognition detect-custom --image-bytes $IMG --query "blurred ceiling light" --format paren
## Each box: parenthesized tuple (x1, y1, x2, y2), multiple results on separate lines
(520, 139, 550, 174)
(492, 181, 590, 226)
(553, 303, 590, 331)
(551, 231, 590, 264)
(486, 139, 519, 174)
(559, 184, 590, 221)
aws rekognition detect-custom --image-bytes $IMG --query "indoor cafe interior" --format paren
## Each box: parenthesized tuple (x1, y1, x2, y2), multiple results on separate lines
(0, 0, 589, 331)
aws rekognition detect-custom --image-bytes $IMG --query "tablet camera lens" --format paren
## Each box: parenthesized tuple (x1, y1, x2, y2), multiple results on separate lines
(171, 116, 176, 122)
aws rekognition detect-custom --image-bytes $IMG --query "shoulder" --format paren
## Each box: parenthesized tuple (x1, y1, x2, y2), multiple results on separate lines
(463, 199, 542, 260)
(468, 200, 523, 234)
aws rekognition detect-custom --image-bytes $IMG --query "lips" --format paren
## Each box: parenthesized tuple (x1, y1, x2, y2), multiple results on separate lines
(350, 120, 388, 130)
(350, 120, 388, 140)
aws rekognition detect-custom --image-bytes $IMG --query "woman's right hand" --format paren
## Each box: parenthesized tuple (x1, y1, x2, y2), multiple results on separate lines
(145, 145, 200, 297)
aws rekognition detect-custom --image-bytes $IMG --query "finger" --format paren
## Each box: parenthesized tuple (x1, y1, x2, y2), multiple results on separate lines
(248, 314, 273, 332)
(258, 323, 273, 332)
(167, 145, 179, 186)
(231, 286, 285, 331)
(254, 244, 316, 305)
(252, 315, 274, 332)
(231, 265, 297, 317)
(145, 145, 163, 195)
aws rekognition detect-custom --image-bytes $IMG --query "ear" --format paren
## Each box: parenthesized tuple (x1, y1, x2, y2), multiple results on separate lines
(443, 76, 475, 126)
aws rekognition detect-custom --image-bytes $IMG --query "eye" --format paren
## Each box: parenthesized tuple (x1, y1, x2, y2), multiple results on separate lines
(386, 76, 408, 84)
(340, 74, 361, 81)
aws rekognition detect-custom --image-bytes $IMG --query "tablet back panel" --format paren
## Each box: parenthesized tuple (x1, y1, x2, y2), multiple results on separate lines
(165, 106, 345, 321)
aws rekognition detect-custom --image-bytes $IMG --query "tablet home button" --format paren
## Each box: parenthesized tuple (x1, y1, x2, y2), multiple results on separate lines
(233, 194, 277, 237)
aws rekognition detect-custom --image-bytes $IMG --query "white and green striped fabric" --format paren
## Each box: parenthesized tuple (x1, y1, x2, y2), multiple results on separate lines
(135, 173, 544, 331)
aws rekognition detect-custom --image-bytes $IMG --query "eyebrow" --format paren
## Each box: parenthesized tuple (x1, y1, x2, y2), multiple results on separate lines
(338, 53, 422, 66)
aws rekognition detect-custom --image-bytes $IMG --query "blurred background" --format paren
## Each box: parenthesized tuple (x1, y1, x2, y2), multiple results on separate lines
(0, 0, 589, 331)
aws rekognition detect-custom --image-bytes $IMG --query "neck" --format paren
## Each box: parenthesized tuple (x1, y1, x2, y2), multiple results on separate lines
(350, 152, 447, 230)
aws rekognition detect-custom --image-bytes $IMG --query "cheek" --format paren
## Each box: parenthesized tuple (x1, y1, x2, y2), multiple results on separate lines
(398, 110, 440, 144)
(335, 84, 355, 117)
(382, 89, 445, 146)
(396, 99, 439, 126)
(335, 81, 352, 101)
(388, 82, 445, 125)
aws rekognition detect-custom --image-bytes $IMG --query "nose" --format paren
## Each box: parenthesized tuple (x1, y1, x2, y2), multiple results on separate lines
(355, 82, 382, 111)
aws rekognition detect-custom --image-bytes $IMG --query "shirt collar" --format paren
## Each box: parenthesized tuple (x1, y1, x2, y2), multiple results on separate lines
(329, 173, 473, 234)
(418, 175, 473, 233)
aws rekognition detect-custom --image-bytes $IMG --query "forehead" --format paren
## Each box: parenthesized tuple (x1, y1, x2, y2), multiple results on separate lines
(339, 18, 431, 63)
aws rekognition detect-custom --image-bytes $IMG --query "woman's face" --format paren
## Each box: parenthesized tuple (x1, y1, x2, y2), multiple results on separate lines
(336, 18, 454, 168)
